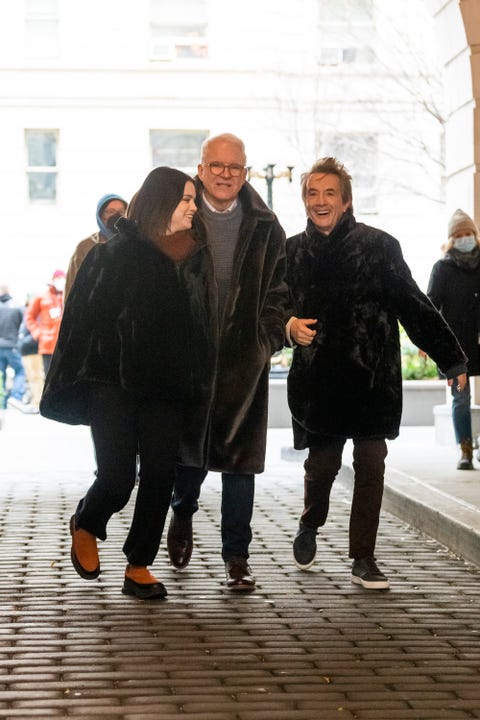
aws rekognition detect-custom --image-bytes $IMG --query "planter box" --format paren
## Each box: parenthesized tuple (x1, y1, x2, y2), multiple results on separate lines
(268, 377, 446, 429)
(434, 403, 480, 446)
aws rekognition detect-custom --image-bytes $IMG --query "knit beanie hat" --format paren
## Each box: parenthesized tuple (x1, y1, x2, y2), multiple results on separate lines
(447, 208, 478, 238)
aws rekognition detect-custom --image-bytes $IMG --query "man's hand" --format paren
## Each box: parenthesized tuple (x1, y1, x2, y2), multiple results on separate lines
(290, 318, 317, 346)
(448, 373, 467, 392)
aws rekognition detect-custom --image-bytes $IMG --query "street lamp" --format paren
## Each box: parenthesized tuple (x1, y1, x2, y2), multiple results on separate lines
(247, 163, 294, 210)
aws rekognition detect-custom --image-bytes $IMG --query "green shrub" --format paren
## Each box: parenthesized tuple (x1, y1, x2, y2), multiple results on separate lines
(400, 324, 438, 380)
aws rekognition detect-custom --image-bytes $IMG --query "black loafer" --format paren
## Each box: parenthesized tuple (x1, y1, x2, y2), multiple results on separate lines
(167, 513, 193, 570)
(122, 576, 168, 600)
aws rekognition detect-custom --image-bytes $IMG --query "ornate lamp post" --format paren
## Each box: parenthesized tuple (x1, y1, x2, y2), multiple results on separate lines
(247, 163, 294, 210)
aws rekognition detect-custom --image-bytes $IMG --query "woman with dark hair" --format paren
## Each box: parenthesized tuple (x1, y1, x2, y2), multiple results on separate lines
(40, 167, 213, 599)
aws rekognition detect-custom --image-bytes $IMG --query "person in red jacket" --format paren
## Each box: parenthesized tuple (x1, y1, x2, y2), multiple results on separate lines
(25, 269, 66, 376)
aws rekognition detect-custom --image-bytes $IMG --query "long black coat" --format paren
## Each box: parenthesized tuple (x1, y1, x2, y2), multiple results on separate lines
(40, 219, 213, 424)
(286, 211, 466, 447)
(178, 180, 289, 474)
(427, 249, 480, 376)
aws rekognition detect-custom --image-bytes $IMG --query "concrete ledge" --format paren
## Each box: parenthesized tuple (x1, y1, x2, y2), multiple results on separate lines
(434, 403, 480, 445)
(338, 464, 480, 567)
(401, 379, 445, 426)
(268, 377, 446, 428)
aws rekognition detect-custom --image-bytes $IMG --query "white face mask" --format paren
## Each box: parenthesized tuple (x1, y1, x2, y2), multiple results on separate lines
(53, 278, 66, 292)
(453, 235, 477, 253)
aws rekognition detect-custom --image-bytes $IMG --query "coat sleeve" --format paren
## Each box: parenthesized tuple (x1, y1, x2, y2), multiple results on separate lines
(25, 296, 41, 340)
(426, 261, 444, 311)
(259, 220, 290, 354)
(40, 244, 121, 424)
(383, 237, 466, 375)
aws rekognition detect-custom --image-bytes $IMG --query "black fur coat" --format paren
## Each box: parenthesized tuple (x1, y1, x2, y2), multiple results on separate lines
(177, 180, 289, 474)
(286, 210, 466, 447)
(427, 248, 480, 376)
(40, 218, 214, 424)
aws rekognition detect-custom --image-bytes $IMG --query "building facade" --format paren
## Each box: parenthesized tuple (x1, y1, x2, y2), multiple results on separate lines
(0, 0, 473, 298)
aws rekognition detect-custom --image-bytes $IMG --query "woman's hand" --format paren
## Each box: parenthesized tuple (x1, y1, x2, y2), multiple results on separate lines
(448, 373, 467, 392)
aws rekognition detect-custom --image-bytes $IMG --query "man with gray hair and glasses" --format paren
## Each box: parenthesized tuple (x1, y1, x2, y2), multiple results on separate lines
(167, 133, 289, 591)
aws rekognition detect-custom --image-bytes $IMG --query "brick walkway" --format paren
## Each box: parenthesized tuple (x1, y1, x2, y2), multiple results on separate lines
(0, 446, 479, 719)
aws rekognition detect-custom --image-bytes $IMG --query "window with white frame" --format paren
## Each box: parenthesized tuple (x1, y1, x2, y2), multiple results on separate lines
(24, 0, 59, 59)
(25, 129, 58, 202)
(320, 133, 378, 214)
(149, 0, 208, 61)
(150, 130, 209, 173)
(317, 0, 375, 66)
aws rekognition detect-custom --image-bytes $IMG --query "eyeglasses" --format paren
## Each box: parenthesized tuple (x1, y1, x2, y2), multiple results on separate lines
(205, 162, 245, 177)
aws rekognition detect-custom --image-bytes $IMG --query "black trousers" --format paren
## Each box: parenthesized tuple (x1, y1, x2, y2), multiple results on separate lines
(301, 437, 388, 559)
(75, 384, 183, 566)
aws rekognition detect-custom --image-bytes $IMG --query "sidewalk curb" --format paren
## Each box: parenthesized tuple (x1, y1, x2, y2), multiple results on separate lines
(338, 465, 480, 567)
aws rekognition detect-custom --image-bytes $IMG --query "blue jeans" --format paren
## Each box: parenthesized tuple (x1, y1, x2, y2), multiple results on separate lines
(172, 467, 255, 561)
(0, 348, 26, 407)
(451, 379, 472, 443)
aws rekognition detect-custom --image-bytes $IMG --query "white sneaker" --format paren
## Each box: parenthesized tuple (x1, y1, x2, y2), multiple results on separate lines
(21, 403, 39, 414)
(6, 397, 24, 411)
(7, 398, 39, 414)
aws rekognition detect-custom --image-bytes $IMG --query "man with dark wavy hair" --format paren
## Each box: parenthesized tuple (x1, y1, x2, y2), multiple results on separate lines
(286, 156, 467, 590)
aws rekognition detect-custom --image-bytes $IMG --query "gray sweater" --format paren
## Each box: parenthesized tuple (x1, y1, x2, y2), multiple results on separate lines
(201, 201, 243, 324)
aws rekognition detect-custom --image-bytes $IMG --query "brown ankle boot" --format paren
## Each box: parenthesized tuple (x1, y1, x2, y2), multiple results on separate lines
(457, 438, 474, 470)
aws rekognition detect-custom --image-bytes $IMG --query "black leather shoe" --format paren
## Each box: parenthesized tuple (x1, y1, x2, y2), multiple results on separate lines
(122, 576, 167, 600)
(167, 513, 193, 570)
(225, 556, 255, 591)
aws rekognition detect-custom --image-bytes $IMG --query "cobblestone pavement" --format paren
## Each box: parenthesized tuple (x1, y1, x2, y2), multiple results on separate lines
(0, 418, 479, 719)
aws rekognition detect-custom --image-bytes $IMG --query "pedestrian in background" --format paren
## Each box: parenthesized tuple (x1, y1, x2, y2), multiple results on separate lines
(0, 285, 26, 410)
(17, 309, 42, 412)
(427, 208, 480, 470)
(65, 193, 127, 300)
(25, 269, 66, 376)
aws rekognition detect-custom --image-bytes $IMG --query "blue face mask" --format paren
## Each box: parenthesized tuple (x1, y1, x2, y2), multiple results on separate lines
(453, 235, 477, 253)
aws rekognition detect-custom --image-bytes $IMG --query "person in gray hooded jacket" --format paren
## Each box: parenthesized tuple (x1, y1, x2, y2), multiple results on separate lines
(64, 193, 127, 300)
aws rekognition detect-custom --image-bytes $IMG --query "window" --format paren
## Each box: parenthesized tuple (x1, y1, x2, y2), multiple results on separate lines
(318, 46, 375, 66)
(318, 0, 374, 25)
(150, 130, 209, 172)
(317, 0, 375, 67)
(149, 0, 208, 60)
(25, 129, 58, 202)
(320, 133, 378, 214)
(24, 0, 59, 59)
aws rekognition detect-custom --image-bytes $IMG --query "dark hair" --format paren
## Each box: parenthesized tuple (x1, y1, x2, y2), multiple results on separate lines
(127, 166, 195, 239)
(300, 157, 352, 205)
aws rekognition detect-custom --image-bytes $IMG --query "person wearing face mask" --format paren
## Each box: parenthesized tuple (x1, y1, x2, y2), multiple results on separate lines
(427, 208, 480, 470)
(25, 269, 67, 376)
(64, 193, 127, 300)
(40, 167, 213, 599)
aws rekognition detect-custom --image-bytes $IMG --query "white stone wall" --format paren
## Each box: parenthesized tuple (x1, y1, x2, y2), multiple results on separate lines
(0, 0, 467, 298)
